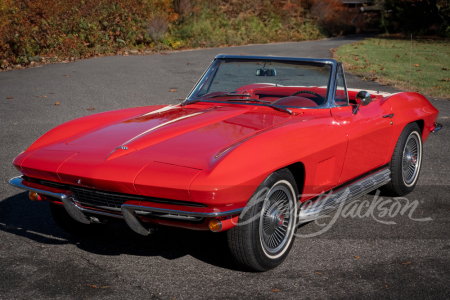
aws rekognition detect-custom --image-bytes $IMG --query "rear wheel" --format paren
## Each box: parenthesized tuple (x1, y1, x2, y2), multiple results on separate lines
(227, 168, 298, 271)
(382, 122, 423, 196)
(49, 203, 106, 236)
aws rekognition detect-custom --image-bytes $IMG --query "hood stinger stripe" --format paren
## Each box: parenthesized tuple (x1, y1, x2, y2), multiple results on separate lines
(141, 105, 177, 116)
(121, 112, 204, 147)
(105, 111, 204, 160)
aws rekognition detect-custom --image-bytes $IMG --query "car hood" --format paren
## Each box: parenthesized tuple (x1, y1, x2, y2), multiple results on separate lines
(64, 104, 292, 162)
(19, 104, 293, 194)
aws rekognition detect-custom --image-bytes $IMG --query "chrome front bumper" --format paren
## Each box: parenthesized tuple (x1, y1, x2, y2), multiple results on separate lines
(9, 176, 243, 236)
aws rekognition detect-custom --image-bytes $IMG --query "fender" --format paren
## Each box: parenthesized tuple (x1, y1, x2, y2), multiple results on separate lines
(386, 92, 439, 155)
(13, 105, 167, 168)
(189, 109, 349, 206)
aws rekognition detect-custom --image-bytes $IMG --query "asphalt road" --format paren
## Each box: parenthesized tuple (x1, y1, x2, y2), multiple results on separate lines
(1, 35, 449, 299)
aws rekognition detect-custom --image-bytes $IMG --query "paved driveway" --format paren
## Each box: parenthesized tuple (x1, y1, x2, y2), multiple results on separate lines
(1, 35, 449, 299)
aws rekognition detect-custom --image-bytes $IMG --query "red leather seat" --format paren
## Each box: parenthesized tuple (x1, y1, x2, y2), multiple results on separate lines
(272, 96, 318, 107)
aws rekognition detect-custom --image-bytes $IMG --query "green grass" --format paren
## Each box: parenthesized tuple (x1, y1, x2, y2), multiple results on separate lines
(334, 38, 450, 99)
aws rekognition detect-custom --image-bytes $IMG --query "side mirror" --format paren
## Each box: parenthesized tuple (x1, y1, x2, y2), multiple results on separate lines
(353, 91, 372, 114)
(256, 68, 276, 76)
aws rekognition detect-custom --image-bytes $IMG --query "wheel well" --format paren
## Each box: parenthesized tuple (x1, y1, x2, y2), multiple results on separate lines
(415, 119, 424, 134)
(284, 162, 305, 196)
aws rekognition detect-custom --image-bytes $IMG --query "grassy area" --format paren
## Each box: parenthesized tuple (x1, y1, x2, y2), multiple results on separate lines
(334, 38, 450, 99)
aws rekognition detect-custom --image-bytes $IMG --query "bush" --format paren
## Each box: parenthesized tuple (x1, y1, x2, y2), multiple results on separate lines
(0, 0, 332, 68)
(170, 0, 325, 48)
(309, 0, 356, 36)
(380, 0, 450, 37)
(0, 0, 178, 65)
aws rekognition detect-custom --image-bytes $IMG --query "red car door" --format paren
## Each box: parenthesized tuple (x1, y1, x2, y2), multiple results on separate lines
(331, 64, 395, 184)
(331, 100, 395, 184)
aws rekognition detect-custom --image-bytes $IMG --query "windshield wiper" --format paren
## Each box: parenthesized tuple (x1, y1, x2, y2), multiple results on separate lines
(226, 99, 292, 115)
(209, 93, 252, 98)
(226, 99, 272, 104)
(180, 93, 252, 106)
(181, 97, 292, 115)
(180, 99, 200, 106)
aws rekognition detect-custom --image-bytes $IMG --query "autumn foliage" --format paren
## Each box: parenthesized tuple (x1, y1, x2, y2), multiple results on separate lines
(0, 0, 354, 69)
(0, 0, 178, 67)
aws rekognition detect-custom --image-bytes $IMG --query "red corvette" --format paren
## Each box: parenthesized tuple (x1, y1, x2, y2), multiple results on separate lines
(10, 55, 441, 271)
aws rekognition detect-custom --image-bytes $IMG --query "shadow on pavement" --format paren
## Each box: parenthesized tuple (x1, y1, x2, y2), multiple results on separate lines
(0, 192, 239, 271)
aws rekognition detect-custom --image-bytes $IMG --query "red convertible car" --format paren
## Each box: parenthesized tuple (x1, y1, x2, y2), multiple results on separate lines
(10, 55, 441, 271)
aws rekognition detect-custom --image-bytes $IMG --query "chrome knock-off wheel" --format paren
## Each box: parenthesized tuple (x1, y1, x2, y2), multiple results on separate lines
(402, 132, 421, 187)
(259, 182, 296, 259)
(381, 122, 423, 197)
(227, 169, 298, 271)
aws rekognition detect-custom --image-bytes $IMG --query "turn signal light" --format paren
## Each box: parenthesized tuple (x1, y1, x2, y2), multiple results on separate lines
(29, 191, 41, 201)
(208, 219, 222, 232)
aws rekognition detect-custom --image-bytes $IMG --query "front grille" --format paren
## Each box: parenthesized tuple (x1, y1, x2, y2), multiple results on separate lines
(37, 179, 206, 209)
(70, 187, 141, 210)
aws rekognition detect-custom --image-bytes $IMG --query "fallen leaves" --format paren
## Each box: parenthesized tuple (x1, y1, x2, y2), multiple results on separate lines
(414, 64, 419, 67)
(361, 77, 366, 81)
(86, 284, 109, 289)
(433, 86, 441, 89)
(395, 54, 400, 58)
(169, 89, 177, 92)
(315, 272, 322, 274)
(443, 68, 449, 71)
(39, 95, 47, 98)
(271, 288, 280, 292)
(402, 261, 411, 265)
(87, 108, 95, 110)
(7, 96, 13, 99)
(64, 75, 70, 77)
(55, 102, 60, 105)
(380, 67, 385, 70)
(354, 256, 360, 259)
(440, 78, 450, 82)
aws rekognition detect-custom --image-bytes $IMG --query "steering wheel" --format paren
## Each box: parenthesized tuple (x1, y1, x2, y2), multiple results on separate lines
(291, 90, 325, 105)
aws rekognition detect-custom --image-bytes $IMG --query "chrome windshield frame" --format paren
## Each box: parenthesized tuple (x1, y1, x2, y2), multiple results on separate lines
(183, 55, 338, 109)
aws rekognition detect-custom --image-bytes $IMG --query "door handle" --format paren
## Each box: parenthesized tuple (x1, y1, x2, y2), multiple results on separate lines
(383, 114, 394, 119)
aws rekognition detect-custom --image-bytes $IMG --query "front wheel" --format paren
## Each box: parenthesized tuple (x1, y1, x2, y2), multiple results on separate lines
(227, 168, 298, 271)
(381, 122, 423, 196)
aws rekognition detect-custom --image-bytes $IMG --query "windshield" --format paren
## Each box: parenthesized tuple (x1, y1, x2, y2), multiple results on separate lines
(187, 58, 332, 108)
